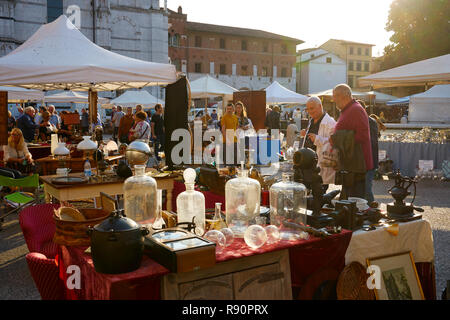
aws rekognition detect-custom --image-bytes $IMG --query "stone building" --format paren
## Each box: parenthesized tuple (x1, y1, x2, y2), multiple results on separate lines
(0, 0, 169, 99)
(168, 6, 303, 92)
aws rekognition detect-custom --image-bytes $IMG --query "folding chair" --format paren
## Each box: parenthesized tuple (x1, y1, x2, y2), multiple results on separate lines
(0, 174, 43, 230)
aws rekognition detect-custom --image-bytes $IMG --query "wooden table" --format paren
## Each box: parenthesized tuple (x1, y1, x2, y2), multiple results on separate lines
(36, 155, 124, 175)
(40, 171, 177, 211)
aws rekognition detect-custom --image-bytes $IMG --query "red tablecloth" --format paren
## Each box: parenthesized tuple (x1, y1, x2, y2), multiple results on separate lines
(58, 230, 352, 300)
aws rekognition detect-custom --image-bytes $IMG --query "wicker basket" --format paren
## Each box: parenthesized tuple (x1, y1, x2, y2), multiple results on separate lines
(53, 208, 109, 246)
(336, 261, 376, 300)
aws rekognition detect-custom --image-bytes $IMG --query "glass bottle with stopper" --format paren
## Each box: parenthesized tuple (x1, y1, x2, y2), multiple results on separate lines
(269, 172, 307, 240)
(211, 202, 227, 230)
(176, 168, 206, 235)
(123, 165, 157, 225)
(225, 161, 261, 237)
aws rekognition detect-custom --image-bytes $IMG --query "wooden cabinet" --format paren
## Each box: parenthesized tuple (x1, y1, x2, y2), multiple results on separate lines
(162, 249, 292, 300)
(233, 91, 267, 131)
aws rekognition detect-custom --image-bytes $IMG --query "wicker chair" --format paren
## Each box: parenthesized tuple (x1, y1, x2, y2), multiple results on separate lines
(19, 203, 65, 300)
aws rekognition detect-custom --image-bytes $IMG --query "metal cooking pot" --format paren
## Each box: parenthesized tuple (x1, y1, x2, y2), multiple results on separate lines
(126, 140, 152, 166)
(87, 209, 149, 274)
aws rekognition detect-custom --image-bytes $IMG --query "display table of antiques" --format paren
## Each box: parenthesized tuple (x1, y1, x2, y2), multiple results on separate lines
(36, 155, 124, 175)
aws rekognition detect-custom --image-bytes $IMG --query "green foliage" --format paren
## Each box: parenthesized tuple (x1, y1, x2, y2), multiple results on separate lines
(381, 0, 450, 70)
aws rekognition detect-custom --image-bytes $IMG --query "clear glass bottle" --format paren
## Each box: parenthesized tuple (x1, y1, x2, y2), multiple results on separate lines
(176, 168, 206, 235)
(211, 202, 227, 230)
(123, 165, 157, 224)
(225, 163, 261, 237)
(269, 173, 307, 240)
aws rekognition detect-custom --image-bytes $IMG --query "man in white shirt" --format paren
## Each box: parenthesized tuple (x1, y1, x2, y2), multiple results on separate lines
(301, 97, 337, 188)
(111, 105, 125, 142)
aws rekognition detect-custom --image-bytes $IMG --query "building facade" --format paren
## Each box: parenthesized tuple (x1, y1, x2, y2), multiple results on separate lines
(296, 48, 347, 94)
(319, 39, 374, 90)
(168, 6, 302, 92)
(0, 0, 169, 99)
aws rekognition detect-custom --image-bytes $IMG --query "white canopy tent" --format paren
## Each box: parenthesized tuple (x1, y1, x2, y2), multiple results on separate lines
(358, 54, 450, 89)
(366, 91, 399, 103)
(308, 89, 374, 100)
(44, 91, 109, 103)
(265, 81, 309, 104)
(0, 15, 177, 91)
(189, 75, 238, 101)
(408, 84, 450, 123)
(0, 86, 44, 102)
(109, 90, 164, 109)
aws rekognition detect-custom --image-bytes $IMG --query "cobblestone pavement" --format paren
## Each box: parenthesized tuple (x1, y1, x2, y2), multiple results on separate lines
(0, 179, 448, 300)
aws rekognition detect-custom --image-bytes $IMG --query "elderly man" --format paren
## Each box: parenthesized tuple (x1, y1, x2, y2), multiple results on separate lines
(17, 106, 38, 142)
(331, 84, 372, 199)
(47, 105, 60, 129)
(301, 97, 337, 186)
(112, 105, 125, 142)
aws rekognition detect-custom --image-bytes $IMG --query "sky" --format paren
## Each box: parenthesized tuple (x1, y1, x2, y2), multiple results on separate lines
(167, 0, 395, 57)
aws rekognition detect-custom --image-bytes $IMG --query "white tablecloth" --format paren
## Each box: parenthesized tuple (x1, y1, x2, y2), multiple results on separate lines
(345, 219, 434, 265)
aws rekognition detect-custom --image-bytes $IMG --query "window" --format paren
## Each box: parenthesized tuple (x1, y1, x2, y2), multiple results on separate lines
(262, 67, 269, 77)
(195, 36, 202, 47)
(219, 64, 226, 75)
(349, 46, 354, 55)
(357, 47, 362, 55)
(281, 44, 287, 54)
(347, 75, 354, 88)
(173, 59, 181, 71)
(365, 48, 370, 56)
(348, 61, 354, 71)
(364, 62, 370, 72)
(281, 67, 287, 77)
(242, 40, 247, 51)
(310, 54, 315, 58)
(195, 63, 202, 73)
(241, 65, 248, 76)
(47, 0, 63, 23)
(356, 61, 362, 71)
(220, 38, 226, 49)
(169, 33, 180, 47)
(326, 57, 332, 64)
(263, 42, 268, 53)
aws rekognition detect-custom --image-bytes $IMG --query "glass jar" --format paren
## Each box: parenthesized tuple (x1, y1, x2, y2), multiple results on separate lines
(269, 173, 307, 239)
(123, 165, 157, 225)
(225, 166, 261, 237)
(176, 168, 206, 235)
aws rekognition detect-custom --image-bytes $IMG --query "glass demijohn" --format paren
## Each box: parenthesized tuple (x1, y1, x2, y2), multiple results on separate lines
(176, 168, 206, 235)
(123, 165, 157, 225)
(269, 173, 307, 239)
(225, 163, 261, 237)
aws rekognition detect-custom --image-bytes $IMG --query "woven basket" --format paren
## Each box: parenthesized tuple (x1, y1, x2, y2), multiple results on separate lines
(336, 261, 376, 300)
(53, 208, 109, 246)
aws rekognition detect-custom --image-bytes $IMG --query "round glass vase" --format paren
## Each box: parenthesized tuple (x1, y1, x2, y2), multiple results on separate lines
(123, 165, 157, 225)
(269, 173, 307, 240)
(225, 168, 261, 238)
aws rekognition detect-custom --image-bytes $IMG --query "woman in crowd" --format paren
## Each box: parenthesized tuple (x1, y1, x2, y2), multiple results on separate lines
(234, 101, 254, 131)
(3, 128, 35, 174)
(38, 110, 56, 141)
(8, 111, 16, 132)
(129, 111, 151, 142)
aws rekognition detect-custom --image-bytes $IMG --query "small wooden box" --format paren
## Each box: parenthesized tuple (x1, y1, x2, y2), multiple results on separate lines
(144, 228, 216, 273)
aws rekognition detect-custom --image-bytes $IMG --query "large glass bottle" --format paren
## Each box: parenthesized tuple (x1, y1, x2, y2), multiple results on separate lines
(123, 165, 157, 225)
(225, 164, 261, 237)
(269, 173, 307, 239)
(176, 168, 206, 235)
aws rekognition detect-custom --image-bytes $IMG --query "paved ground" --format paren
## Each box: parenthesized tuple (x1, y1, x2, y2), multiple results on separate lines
(0, 179, 448, 300)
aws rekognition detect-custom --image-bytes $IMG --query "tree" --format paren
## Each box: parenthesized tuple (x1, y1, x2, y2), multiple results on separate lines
(381, 0, 450, 70)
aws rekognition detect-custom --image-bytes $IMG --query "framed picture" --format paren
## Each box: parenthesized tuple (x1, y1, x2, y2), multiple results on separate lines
(367, 251, 424, 300)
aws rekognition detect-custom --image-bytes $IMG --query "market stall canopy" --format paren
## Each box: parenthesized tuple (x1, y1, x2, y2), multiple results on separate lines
(365, 91, 399, 103)
(358, 54, 450, 89)
(189, 75, 238, 100)
(44, 91, 109, 103)
(0, 15, 177, 91)
(265, 81, 308, 104)
(0, 86, 44, 102)
(386, 96, 410, 107)
(308, 89, 373, 100)
(408, 84, 450, 123)
(109, 90, 164, 108)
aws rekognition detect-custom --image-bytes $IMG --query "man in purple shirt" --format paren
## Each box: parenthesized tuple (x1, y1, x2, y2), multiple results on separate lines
(332, 84, 373, 199)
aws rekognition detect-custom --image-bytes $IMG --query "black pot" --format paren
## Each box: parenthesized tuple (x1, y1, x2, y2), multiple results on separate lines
(87, 209, 149, 274)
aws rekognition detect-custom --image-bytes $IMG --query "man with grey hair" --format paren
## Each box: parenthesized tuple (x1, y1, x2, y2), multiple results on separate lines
(17, 106, 38, 142)
(331, 83, 372, 199)
(301, 96, 337, 186)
